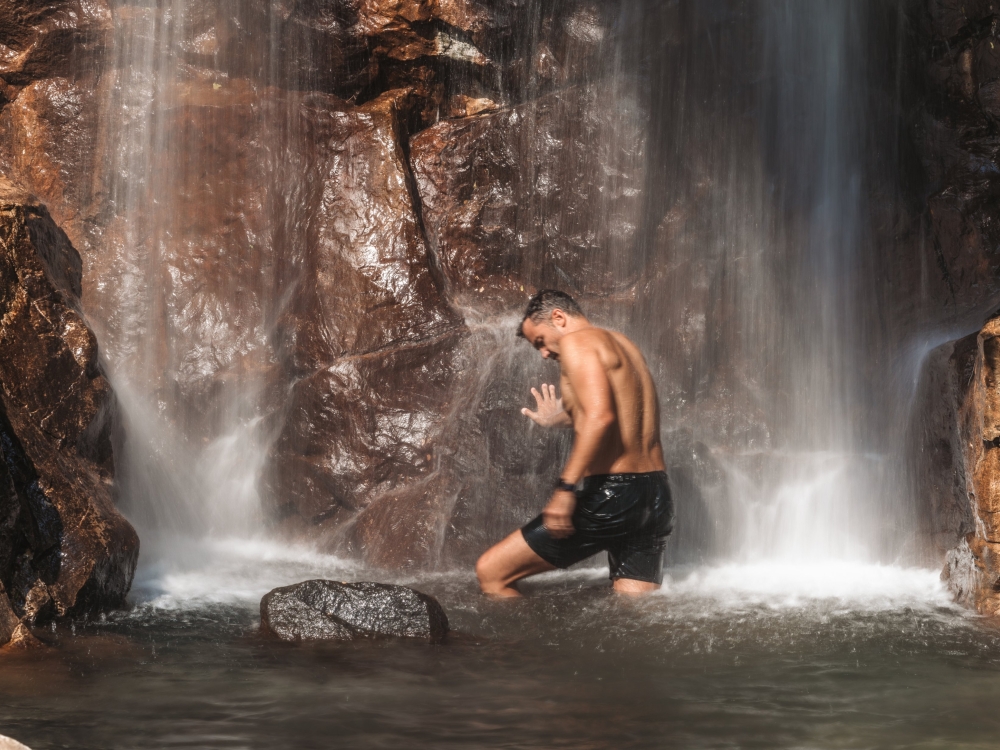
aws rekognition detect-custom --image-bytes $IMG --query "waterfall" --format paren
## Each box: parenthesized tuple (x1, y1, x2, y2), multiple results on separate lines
(602, 0, 915, 567)
(79, 0, 919, 589)
(92, 1, 298, 552)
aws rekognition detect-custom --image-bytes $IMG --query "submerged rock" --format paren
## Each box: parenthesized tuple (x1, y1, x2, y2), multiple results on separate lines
(260, 580, 449, 643)
(0, 178, 138, 646)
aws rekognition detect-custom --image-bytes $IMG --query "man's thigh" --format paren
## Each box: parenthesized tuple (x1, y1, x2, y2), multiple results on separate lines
(477, 530, 556, 585)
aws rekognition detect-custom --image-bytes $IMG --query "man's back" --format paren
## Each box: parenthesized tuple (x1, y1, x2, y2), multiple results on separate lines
(559, 327, 666, 477)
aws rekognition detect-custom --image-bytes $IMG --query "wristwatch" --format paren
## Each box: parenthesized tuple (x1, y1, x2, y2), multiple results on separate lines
(554, 478, 576, 493)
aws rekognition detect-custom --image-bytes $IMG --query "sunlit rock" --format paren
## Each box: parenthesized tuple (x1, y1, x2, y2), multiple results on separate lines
(0, 76, 101, 253)
(920, 313, 1000, 614)
(0, 0, 111, 92)
(410, 83, 647, 312)
(0, 178, 138, 645)
(263, 89, 464, 533)
(260, 580, 448, 643)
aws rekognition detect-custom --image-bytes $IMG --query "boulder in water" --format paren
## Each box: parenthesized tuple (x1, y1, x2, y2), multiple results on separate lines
(260, 580, 449, 644)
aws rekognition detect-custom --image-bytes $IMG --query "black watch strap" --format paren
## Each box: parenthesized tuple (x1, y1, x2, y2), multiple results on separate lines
(555, 478, 576, 493)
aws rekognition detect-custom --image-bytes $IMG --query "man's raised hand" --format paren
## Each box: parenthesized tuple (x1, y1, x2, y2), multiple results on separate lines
(522, 383, 571, 428)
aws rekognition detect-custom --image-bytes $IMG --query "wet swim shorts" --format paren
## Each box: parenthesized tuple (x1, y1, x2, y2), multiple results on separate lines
(520, 471, 674, 584)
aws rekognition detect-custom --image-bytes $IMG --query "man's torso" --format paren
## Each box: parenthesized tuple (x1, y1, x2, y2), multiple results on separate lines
(559, 328, 665, 477)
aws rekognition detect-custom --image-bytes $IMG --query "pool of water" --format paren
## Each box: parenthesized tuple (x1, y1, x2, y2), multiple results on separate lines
(1, 539, 998, 749)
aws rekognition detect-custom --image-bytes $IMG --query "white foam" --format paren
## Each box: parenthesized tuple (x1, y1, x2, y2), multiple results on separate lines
(658, 561, 958, 613)
(131, 535, 360, 609)
(131, 533, 960, 619)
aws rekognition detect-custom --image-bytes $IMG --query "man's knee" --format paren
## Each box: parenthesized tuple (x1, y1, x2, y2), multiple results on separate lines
(475, 551, 497, 590)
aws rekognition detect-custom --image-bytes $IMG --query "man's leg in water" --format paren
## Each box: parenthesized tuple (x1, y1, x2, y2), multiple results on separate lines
(476, 531, 555, 598)
(612, 578, 660, 595)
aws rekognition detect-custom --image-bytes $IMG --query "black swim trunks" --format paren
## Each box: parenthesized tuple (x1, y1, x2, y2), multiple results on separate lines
(521, 471, 674, 584)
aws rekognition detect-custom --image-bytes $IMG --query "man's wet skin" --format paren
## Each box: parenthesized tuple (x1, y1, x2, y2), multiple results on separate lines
(475, 305, 667, 597)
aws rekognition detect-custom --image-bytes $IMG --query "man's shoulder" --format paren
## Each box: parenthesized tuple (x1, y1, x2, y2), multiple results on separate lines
(561, 327, 609, 350)
(561, 328, 622, 365)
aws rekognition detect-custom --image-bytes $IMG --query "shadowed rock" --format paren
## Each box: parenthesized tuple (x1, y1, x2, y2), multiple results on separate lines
(918, 0, 1000, 318)
(260, 580, 448, 643)
(0, 178, 138, 646)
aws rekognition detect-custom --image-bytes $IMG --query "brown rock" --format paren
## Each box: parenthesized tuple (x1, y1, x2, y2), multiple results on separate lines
(0, 586, 18, 644)
(918, 1, 1000, 317)
(410, 84, 647, 312)
(0, 76, 101, 272)
(106, 82, 470, 532)
(0, 622, 41, 651)
(922, 311, 1000, 612)
(0, 178, 138, 642)
(0, 0, 111, 88)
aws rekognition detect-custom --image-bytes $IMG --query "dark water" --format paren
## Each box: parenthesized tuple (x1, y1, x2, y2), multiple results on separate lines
(1, 560, 998, 750)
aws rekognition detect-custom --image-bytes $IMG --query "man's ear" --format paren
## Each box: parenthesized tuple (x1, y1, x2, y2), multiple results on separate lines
(550, 309, 567, 328)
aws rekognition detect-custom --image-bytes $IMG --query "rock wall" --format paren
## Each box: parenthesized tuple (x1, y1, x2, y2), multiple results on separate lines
(0, 0, 636, 572)
(0, 178, 137, 648)
(913, 316, 1000, 613)
(913, 0, 1000, 612)
(918, 0, 1000, 321)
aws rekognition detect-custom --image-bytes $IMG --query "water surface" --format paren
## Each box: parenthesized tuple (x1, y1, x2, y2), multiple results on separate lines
(0, 542, 997, 749)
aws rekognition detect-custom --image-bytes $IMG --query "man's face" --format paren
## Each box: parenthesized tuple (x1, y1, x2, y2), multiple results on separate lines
(521, 313, 565, 361)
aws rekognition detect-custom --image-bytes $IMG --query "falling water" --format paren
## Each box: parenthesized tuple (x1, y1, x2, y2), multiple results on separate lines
(93, 0, 304, 557)
(80, 0, 928, 597)
(613, 0, 919, 570)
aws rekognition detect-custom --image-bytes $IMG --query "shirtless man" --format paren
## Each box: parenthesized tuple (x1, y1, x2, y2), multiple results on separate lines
(476, 290, 674, 597)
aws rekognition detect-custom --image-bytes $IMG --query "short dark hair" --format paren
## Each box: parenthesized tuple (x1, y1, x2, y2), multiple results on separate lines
(517, 290, 585, 338)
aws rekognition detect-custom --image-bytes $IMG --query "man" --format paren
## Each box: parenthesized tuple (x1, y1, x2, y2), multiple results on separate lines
(475, 290, 673, 597)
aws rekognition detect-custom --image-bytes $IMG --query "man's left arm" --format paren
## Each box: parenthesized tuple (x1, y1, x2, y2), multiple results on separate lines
(542, 338, 616, 538)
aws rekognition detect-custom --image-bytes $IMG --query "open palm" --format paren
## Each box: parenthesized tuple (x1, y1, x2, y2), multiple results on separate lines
(522, 383, 571, 428)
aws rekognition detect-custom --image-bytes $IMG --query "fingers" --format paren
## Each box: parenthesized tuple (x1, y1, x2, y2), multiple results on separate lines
(521, 407, 540, 424)
(531, 384, 558, 404)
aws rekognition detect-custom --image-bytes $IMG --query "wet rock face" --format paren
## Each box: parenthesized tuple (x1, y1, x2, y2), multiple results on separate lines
(912, 1, 1000, 612)
(263, 89, 464, 526)
(0, 178, 138, 646)
(918, 1, 1000, 317)
(410, 83, 647, 312)
(0, 0, 640, 575)
(916, 313, 1000, 614)
(0, 0, 111, 92)
(260, 579, 448, 643)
